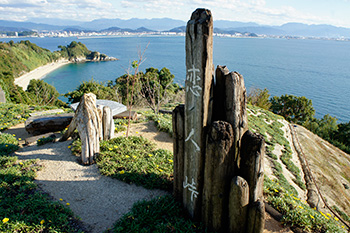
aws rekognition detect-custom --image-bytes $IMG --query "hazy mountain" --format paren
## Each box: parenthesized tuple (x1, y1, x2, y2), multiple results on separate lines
(277, 23, 350, 38)
(167, 26, 186, 33)
(100, 26, 155, 33)
(214, 20, 259, 29)
(0, 20, 65, 31)
(80, 18, 185, 31)
(230, 26, 285, 35)
(215, 22, 350, 38)
(0, 26, 30, 32)
(27, 18, 84, 27)
(213, 27, 239, 35)
(1, 18, 350, 38)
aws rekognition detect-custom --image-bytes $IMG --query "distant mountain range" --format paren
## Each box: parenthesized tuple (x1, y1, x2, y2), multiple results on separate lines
(1, 18, 350, 38)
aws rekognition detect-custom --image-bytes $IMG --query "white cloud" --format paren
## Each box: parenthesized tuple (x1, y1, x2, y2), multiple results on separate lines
(0, 0, 349, 27)
(0, 0, 122, 21)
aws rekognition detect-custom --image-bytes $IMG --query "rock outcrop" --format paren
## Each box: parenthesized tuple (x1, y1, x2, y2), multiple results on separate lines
(70, 52, 118, 63)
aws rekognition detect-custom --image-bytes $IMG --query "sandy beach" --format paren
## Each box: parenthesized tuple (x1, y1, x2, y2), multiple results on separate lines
(14, 59, 71, 90)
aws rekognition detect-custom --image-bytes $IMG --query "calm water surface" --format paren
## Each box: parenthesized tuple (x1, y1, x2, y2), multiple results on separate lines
(4, 36, 350, 122)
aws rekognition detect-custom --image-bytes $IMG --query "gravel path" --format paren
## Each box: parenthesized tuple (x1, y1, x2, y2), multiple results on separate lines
(14, 139, 168, 233)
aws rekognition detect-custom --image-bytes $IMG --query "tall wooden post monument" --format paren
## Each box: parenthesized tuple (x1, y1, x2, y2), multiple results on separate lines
(173, 8, 265, 233)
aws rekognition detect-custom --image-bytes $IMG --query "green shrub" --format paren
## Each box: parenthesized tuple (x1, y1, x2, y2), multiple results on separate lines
(64, 79, 118, 104)
(26, 79, 66, 107)
(142, 110, 173, 136)
(97, 136, 173, 190)
(0, 133, 19, 155)
(71, 136, 174, 191)
(37, 136, 55, 146)
(113, 195, 207, 233)
(264, 177, 346, 232)
(114, 119, 128, 133)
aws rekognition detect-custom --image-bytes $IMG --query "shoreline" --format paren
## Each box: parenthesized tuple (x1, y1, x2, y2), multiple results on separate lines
(14, 59, 71, 90)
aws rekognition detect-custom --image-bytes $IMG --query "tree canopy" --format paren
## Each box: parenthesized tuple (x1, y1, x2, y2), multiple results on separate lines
(270, 94, 315, 124)
(247, 87, 271, 110)
(114, 67, 179, 113)
(58, 41, 91, 60)
(64, 79, 118, 104)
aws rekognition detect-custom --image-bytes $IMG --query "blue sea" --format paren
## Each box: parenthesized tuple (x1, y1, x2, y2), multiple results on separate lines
(3, 36, 350, 122)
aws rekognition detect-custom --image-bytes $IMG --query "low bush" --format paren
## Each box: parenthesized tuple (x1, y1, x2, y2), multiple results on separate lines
(0, 133, 19, 155)
(37, 136, 55, 146)
(265, 177, 347, 232)
(112, 195, 207, 233)
(72, 136, 173, 191)
(142, 110, 173, 136)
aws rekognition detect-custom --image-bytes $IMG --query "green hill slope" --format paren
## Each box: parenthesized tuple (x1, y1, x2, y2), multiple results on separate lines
(0, 40, 113, 105)
(248, 104, 350, 231)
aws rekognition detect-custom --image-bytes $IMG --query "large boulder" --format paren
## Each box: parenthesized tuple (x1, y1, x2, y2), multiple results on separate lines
(25, 113, 74, 135)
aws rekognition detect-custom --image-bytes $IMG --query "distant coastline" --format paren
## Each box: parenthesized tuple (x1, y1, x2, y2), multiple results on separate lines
(2, 33, 349, 42)
(14, 59, 71, 90)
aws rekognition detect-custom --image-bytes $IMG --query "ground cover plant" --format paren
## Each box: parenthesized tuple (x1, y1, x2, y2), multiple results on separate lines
(111, 195, 207, 233)
(0, 103, 31, 131)
(247, 104, 305, 193)
(72, 136, 174, 191)
(142, 110, 173, 136)
(37, 136, 56, 146)
(114, 118, 128, 133)
(0, 133, 19, 156)
(0, 138, 83, 232)
(0, 102, 62, 131)
(264, 177, 347, 232)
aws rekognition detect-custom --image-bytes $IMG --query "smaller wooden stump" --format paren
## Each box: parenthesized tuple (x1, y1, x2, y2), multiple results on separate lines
(60, 93, 102, 165)
(173, 104, 185, 202)
(202, 121, 234, 232)
(102, 106, 115, 140)
(229, 176, 249, 233)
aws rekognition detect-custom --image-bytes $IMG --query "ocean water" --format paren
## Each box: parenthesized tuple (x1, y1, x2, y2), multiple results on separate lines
(3, 36, 350, 122)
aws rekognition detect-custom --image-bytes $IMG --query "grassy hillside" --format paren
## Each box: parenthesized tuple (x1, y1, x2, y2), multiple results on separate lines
(0, 40, 59, 79)
(0, 40, 105, 105)
(247, 104, 350, 231)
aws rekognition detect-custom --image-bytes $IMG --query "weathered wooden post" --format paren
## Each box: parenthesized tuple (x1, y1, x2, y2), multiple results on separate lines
(173, 8, 265, 232)
(183, 8, 214, 219)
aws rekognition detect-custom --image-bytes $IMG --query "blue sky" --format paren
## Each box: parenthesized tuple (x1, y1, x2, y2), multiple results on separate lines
(1, 0, 350, 27)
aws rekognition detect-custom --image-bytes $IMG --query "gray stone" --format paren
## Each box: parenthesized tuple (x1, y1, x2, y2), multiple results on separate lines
(70, 99, 127, 117)
(25, 113, 74, 135)
(29, 109, 65, 117)
(0, 86, 6, 103)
